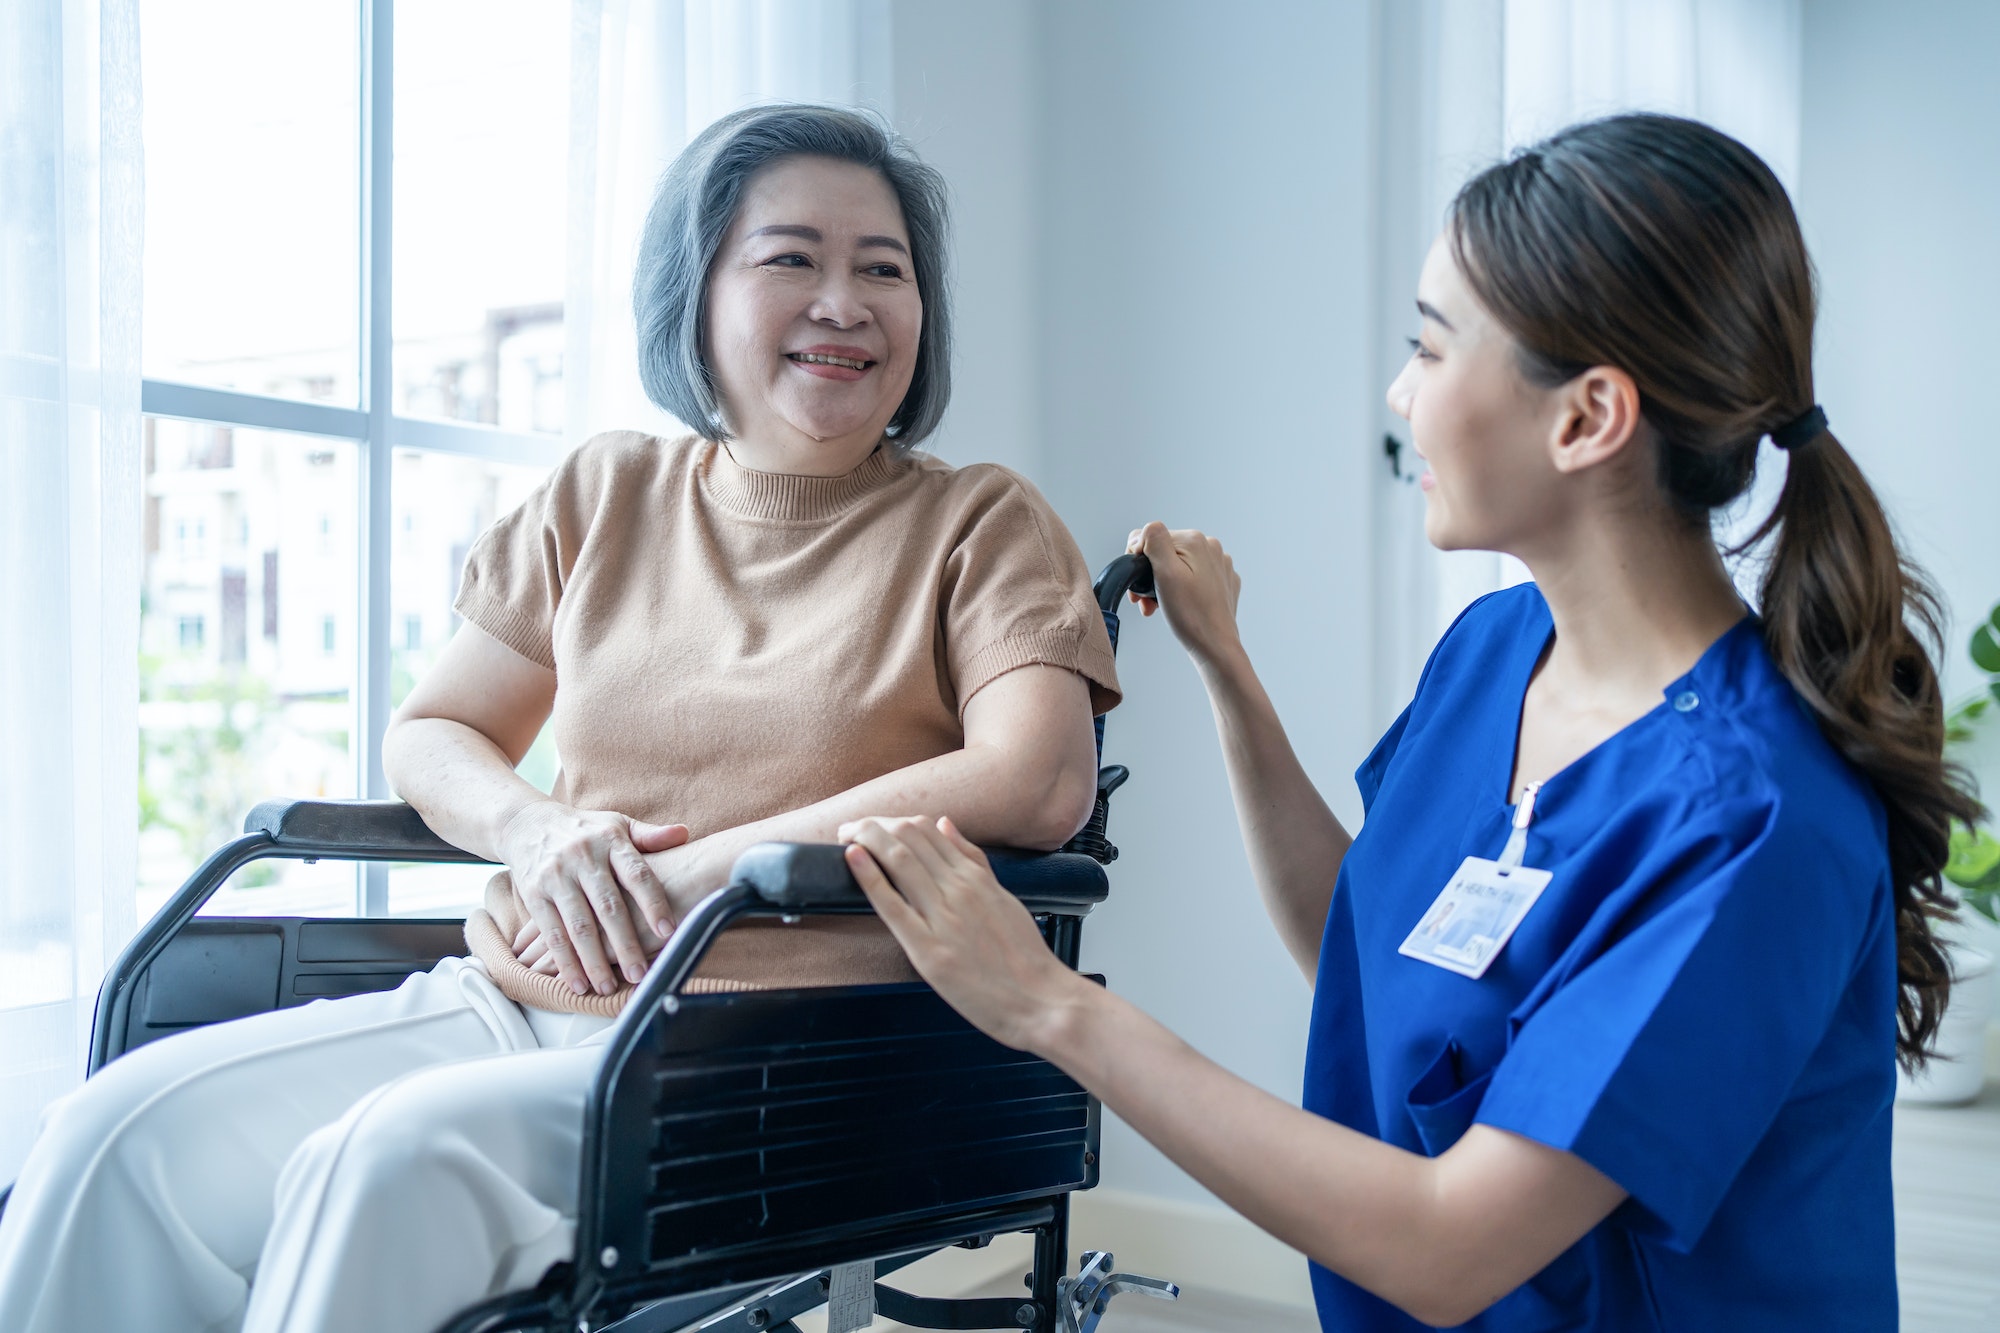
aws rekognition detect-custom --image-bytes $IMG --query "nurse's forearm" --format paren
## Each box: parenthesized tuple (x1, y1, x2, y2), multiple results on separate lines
(1034, 981, 1626, 1328)
(1197, 644, 1351, 977)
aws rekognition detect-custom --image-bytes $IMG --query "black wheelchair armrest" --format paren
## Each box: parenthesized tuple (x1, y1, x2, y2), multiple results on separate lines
(243, 799, 489, 863)
(732, 842, 1109, 916)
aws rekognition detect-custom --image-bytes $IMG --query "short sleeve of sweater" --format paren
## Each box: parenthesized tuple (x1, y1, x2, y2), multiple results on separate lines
(942, 467, 1122, 718)
(451, 433, 625, 670)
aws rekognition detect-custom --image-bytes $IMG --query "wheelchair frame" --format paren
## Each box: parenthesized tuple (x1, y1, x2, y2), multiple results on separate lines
(3, 555, 1171, 1333)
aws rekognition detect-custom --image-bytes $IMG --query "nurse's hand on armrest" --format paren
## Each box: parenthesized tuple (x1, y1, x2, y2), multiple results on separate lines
(844, 815, 1627, 1328)
(842, 815, 1087, 1051)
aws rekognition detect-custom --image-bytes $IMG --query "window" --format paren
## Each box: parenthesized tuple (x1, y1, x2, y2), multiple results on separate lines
(171, 515, 208, 563)
(139, 426, 360, 919)
(138, 0, 565, 919)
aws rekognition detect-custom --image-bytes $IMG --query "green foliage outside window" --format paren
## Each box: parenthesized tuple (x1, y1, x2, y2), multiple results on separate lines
(139, 650, 345, 891)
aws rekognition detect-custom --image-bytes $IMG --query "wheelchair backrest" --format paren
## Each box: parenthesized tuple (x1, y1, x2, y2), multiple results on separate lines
(111, 917, 463, 1061)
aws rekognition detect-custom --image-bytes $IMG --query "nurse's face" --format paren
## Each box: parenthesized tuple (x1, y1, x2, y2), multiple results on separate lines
(1385, 236, 1578, 556)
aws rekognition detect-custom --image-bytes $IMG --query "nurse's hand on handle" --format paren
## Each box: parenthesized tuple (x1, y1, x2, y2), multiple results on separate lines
(1125, 521, 1244, 673)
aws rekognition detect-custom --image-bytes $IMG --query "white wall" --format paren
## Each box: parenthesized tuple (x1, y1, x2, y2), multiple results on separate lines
(892, 0, 1385, 1212)
(889, 1, 1041, 479)
(1798, 0, 2000, 745)
(1031, 0, 1382, 1208)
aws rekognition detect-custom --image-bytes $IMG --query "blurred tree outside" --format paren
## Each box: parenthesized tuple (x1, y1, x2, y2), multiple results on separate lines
(139, 648, 309, 890)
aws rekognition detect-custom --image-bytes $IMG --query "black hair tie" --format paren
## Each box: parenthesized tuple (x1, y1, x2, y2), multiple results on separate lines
(1770, 404, 1828, 451)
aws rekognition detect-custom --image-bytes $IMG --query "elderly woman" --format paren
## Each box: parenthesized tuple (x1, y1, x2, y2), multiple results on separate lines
(0, 105, 1117, 1333)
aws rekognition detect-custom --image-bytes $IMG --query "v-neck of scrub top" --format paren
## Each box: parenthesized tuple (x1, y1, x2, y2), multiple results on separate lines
(1301, 582, 1898, 1333)
(1488, 612, 1684, 817)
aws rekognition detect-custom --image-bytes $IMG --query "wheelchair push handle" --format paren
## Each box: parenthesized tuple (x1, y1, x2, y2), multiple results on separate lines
(1092, 551, 1153, 615)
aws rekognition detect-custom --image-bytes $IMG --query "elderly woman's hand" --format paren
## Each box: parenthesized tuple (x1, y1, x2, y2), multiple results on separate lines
(1127, 521, 1244, 672)
(839, 816, 1093, 1054)
(498, 800, 689, 994)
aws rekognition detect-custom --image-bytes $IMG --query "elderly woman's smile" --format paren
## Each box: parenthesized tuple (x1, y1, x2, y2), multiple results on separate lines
(705, 153, 921, 473)
(787, 345, 876, 378)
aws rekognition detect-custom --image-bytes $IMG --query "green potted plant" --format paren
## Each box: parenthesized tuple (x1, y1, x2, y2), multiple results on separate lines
(1902, 600, 2000, 1104)
(1945, 599, 2000, 915)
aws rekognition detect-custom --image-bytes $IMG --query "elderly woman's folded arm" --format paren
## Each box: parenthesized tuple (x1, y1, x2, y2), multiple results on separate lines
(387, 621, 1099, 987)
(642, 658, 1101, 908)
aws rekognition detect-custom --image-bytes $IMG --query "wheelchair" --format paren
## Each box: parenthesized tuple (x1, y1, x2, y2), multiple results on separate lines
(2, 554, 1176, 1333)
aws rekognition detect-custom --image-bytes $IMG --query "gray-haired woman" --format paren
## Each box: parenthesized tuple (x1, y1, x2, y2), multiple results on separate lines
(0, 105, 1119, 1333)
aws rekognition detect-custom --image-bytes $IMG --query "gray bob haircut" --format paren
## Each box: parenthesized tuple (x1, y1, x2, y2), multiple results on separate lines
(632, 103, 953, 451)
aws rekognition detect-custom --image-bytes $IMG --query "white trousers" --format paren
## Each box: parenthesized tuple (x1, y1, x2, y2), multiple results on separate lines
(0, 957, 614, 1333)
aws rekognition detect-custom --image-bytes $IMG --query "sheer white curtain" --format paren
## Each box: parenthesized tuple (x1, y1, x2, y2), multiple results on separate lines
(1382, 0, 1804, 683)
(0, 0, 144, 1183)
(1502, 0, 1803, 573)
(564, 0, 894, 443)
(1503, 0, 1801, 184)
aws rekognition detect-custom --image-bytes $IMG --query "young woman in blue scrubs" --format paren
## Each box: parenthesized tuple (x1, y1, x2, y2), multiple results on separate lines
(840, 114, 1979, 1329)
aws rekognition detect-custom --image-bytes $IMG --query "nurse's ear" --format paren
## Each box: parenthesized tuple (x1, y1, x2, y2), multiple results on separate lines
(1545, 365, 1644, 476)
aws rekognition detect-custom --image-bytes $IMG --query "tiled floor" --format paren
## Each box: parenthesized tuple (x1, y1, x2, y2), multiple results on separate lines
(907, 1279, 1320, 1332)
(1893, 1080, 2000, 1331)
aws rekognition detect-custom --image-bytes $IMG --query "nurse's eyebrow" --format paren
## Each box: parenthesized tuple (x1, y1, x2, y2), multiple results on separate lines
(1416, 299, 1455, 332)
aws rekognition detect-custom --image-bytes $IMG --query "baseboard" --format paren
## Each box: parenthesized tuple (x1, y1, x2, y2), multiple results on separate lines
(792, 1188, 1315, 1331)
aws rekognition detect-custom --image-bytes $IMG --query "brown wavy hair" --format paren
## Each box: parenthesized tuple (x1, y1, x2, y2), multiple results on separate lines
(1449, 113, 1981, 1069)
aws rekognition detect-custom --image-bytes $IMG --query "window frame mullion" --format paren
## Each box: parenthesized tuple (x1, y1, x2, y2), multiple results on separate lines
(356, 0, 395, 914)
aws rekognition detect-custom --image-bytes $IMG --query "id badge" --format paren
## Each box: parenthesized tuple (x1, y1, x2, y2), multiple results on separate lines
(1397, 856, 1551, 979)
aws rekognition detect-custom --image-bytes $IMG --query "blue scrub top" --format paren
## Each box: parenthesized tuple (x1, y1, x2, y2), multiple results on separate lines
(1304, 585, 1898, 1330)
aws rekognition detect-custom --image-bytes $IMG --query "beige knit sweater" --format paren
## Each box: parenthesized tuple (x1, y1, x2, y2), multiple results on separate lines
(452, 432, 1120, 1015)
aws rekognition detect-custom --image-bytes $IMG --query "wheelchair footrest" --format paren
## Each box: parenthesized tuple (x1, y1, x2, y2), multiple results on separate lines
(1057, 1251, 1179, 1333)
(874, 1283, 1043, 1330)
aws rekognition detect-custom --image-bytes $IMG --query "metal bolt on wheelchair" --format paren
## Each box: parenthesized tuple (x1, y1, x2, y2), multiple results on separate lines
(2, 554, 1179, 1333)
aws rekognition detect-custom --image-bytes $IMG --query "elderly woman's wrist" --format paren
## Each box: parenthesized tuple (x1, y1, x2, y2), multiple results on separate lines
(494, 795, 562, 859)
(646, 835, 724, 917)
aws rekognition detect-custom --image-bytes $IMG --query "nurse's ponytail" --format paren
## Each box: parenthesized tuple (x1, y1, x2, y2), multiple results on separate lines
(1449, 113, 1981, 1070)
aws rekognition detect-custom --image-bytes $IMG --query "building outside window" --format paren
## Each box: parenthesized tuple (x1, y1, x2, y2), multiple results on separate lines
(136, 0, 567, 920)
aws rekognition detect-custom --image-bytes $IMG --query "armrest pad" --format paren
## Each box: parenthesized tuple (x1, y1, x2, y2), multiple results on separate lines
(242, 800, 489, 863)
(731, 843, 1109, 915)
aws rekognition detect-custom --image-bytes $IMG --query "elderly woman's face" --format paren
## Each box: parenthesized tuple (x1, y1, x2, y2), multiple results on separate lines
(705, 155, 921, 471)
